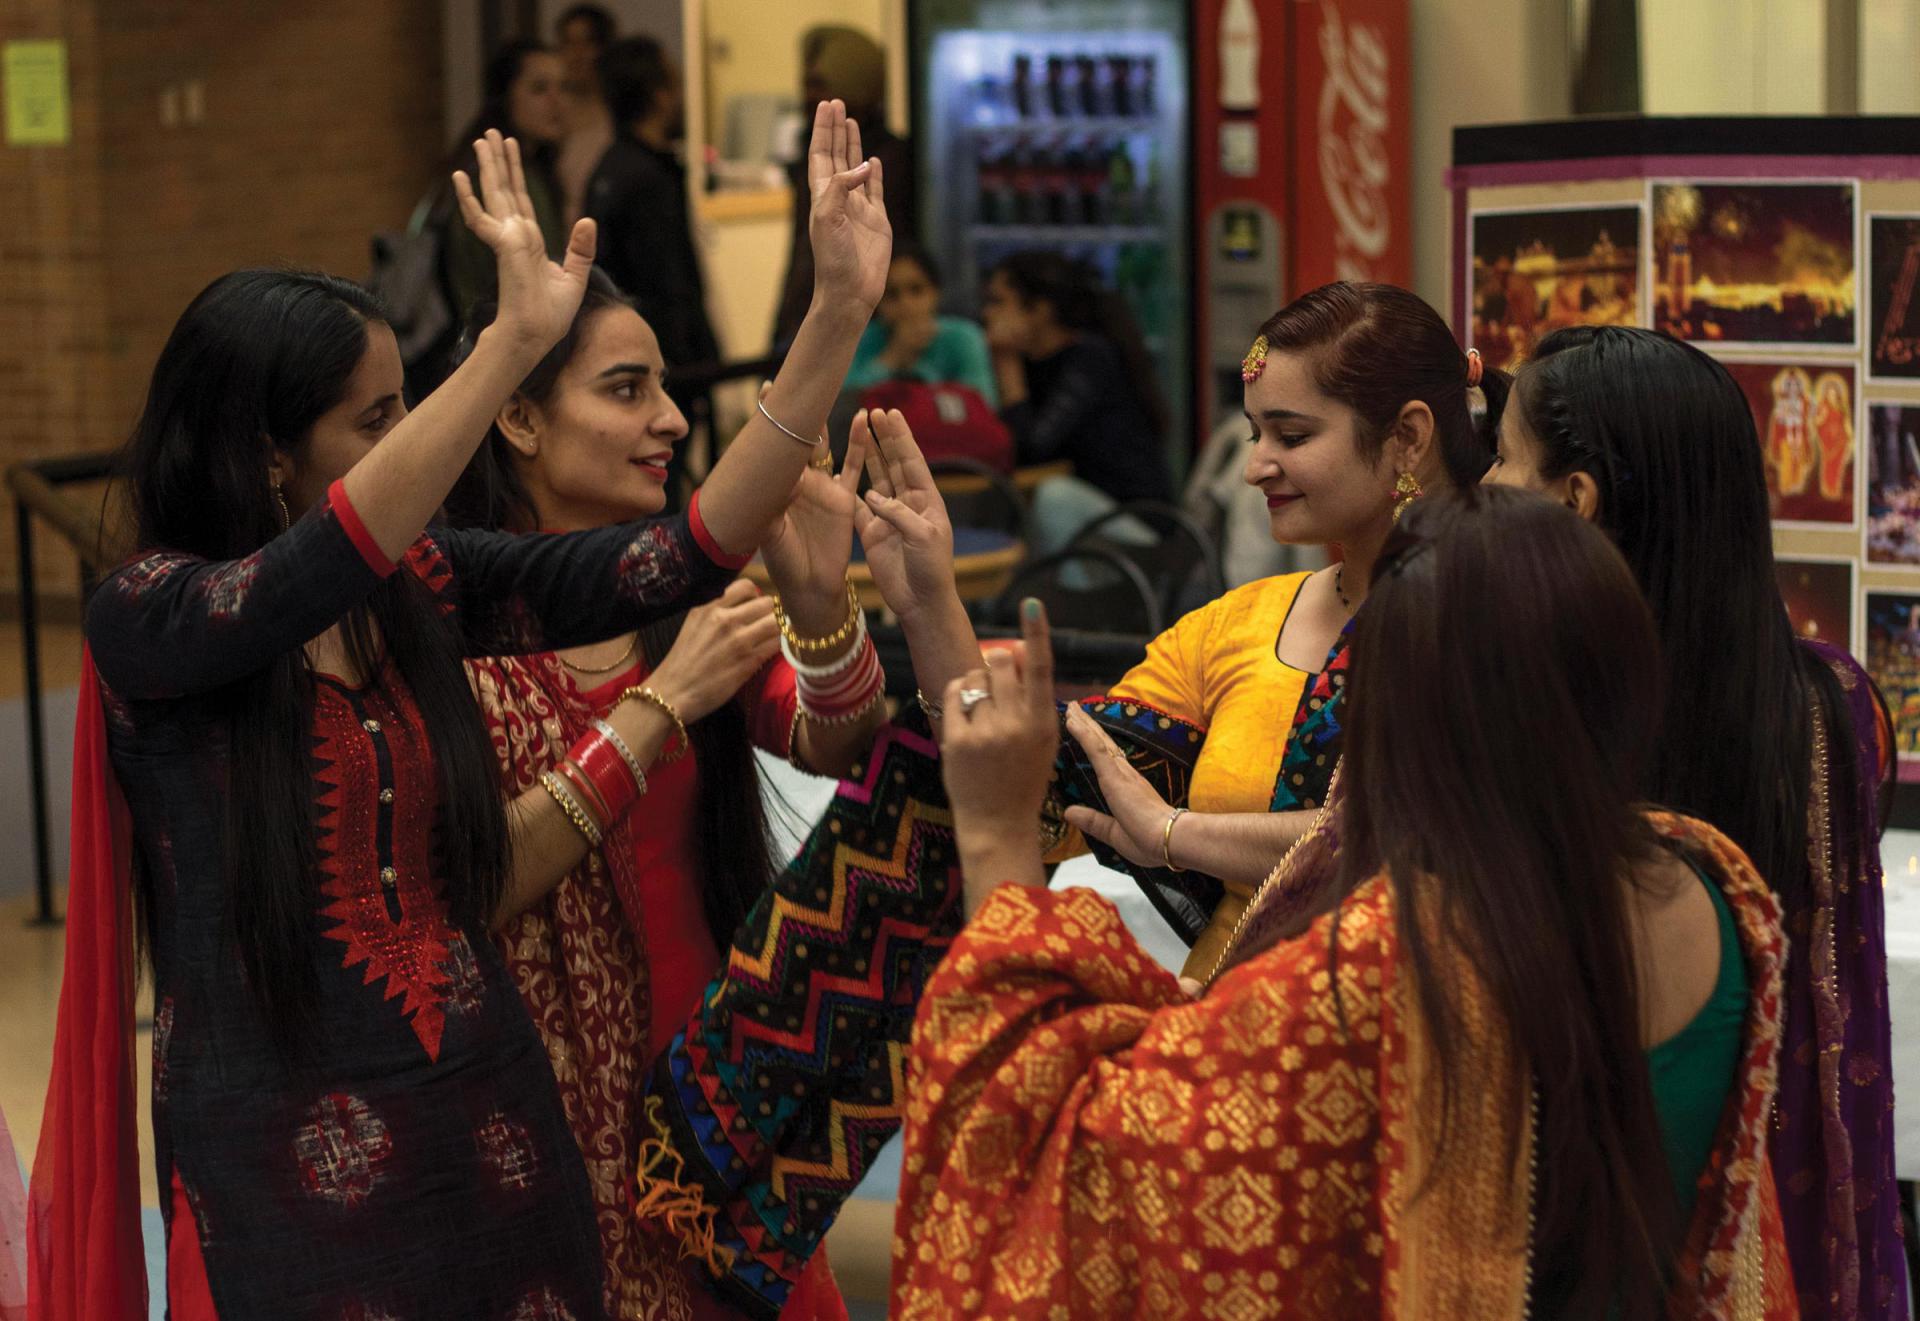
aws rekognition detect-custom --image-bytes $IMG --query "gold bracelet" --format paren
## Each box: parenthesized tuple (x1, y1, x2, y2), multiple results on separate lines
(915, 689, 943, 723)
(772, 579, 861, 656)
(1162, 806, 1188, 874)
(622, 685, 690, 762)
(787, 703, 808, 773)
(540, 769, 603, 847)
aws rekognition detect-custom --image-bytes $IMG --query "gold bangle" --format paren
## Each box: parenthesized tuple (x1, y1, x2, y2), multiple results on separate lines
(1162, 806, 1188, 874)
(540, 769, 603, 847)
(915, 688, 943, 723)
(622, 685, 690, 762)
(787, 703, 808, 773)
(772, 579, 861, 656)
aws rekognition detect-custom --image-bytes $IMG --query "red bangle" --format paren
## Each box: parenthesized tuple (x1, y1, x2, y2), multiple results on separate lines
(796, 643, 884, 721)
(567, 731, 640, 820)
(554, 758, 614, 830)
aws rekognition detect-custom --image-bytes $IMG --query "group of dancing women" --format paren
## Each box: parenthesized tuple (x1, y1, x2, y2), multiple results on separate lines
(26, 101, 1905, 1320)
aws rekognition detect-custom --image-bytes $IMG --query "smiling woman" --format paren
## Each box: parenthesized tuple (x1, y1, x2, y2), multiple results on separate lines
(1046, 281, 1514, 978)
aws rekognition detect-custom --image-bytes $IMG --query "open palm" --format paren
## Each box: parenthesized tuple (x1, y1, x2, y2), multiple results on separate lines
(451, 130, 596, 347)
(806, 99, 892, 313)
(853, 408, 954, 623)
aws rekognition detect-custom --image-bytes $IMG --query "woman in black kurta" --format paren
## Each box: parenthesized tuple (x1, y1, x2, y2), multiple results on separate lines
(52, 110, 895, 1320)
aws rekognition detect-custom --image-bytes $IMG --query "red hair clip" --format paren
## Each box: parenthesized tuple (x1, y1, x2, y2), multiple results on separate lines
(1465, 347, 1484, 389)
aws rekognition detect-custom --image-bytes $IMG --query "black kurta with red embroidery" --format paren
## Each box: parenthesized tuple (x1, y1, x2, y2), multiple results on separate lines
(84, 482, 742, 1320)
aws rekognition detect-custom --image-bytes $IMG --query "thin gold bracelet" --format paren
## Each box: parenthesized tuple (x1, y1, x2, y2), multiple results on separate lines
(1162, 806, 1188, 874)
(540, 769, 603, 847)
(621, 686, 690, 762)
(772, 578, 861, 656)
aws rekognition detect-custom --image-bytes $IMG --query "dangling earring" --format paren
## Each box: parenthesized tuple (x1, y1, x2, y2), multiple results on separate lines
(272, 481, 291, 532)
(1391, 471, 1422, 522)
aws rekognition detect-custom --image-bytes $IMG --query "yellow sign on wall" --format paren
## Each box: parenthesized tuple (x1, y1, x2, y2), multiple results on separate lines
(4, 40, 71, 147)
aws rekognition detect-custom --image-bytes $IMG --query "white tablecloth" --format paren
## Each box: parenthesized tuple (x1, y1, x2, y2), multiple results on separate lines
(1878, 831, 1920, 1181)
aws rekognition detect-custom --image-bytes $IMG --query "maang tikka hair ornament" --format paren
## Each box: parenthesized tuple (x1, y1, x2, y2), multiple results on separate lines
(1241, 334, 1269, 383)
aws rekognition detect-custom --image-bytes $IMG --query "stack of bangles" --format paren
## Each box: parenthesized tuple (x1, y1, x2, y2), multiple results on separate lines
(779, 579, 886, 753)
(538, 716, 655, 847)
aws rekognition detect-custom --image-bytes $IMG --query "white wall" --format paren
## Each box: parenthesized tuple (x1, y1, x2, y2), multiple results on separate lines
(1862, 0, 1920, 112)
(1409, 0, 1571, 309)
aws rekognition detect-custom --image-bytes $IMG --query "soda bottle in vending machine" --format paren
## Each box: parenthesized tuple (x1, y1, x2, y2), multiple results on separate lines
(1220, 0, 1260, 113)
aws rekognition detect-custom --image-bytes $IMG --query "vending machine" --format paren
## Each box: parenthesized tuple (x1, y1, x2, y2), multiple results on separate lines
(909, 0, 1193, 448)
(908, 0, 1411, 452)
(1190, 0, 1412, 442)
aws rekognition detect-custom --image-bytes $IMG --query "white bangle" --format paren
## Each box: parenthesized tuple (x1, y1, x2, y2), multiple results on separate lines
(779, 605, 869, 679)
(756, 396, 823, 450)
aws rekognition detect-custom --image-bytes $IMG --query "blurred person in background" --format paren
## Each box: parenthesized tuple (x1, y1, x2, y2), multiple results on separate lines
(585, 33, 720, 503)
(773, 27, 916, 348)
(443, 40, 569, 321)
(554, 3, 617, 222)
(845, 244, 995, 402)
(984, 249, 1172, 551)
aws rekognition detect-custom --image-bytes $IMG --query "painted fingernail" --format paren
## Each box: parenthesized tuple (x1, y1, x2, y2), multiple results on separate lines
(1022, 597, 1041, 622)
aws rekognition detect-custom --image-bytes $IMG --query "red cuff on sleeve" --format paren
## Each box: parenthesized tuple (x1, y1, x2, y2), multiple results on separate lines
(687, 489, 753, 570)
(327, 479, 398, 578)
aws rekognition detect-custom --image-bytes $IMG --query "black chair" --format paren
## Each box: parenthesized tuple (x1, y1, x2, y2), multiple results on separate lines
(928, 459, 1029, 544)
(981, 545, 1163, 638)
(1068, 500, 1225, 621)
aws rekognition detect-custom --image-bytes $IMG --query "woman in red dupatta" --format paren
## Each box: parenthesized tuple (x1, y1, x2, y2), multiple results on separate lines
(895, 487, 1798, 1319)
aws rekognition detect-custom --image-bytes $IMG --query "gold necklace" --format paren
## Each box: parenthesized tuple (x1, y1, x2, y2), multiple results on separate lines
(560, 633, 639, 676)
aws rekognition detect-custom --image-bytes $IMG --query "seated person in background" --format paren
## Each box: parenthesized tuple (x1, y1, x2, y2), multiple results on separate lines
(846, 245, 996, 401)
(846, 245, 1010, 471)
(985, 250, 1174, 550)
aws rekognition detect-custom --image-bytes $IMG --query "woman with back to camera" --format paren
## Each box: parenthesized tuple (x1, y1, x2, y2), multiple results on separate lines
(1484, 323, 1905, 1321)
(1029, 281, 1510, 982)
(33, 104, 890, 1319)
(892, 486, 1798, 1319)
(444, 267, 889, 1317)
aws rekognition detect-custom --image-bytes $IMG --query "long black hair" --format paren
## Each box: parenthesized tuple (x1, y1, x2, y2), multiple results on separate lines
(1511, 325, 1862, 918)
(442, 273, 776, 948)
(120, 269, 511, 1061)
(1337, 485, 1679, 1318)
(992, 250, 1172, 444)
(1257, 281, 1511, 489)
(447, 39, 563, 173)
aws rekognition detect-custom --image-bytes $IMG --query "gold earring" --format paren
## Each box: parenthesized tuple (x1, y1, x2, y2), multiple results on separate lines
(272, 482, 291, 532)
(1391, 471, 1422, 522)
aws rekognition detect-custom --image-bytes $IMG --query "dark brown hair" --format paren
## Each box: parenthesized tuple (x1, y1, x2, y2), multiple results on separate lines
(1258, 281, 1510, 489)
(1332, 485, 1678, 1317)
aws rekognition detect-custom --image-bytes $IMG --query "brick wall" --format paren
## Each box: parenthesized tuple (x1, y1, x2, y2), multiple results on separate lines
(0, 0, 444, 603)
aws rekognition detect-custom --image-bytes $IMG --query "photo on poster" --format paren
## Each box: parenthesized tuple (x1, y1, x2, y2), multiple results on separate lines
(1722, 360, 1857, 525)
(1867, 402, 1920, 566)
(1868, 214, 1920, 380)
(1773, 556, 1854, 654)
(1650, 181, 1857, 349)
(1864, 590, 1920, 782)
(1467, 205, 1642, 369)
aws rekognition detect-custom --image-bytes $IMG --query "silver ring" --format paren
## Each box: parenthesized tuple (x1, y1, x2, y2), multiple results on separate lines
(957, 687, 992, 716)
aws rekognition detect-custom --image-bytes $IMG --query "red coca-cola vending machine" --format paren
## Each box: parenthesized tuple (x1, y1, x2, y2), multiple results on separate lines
(1191, 0, 1412, 442)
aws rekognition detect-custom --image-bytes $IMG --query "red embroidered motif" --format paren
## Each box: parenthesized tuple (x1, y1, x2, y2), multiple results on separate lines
(401, 539, 457, 615)
(312, 682, 459, 1061)
(292, 1093, 393, 1206)
(616, 524, 690, 606)
(196, 552, 262, 620)
(475, 1110, 540, 1192)
(111, 552, 193, 602)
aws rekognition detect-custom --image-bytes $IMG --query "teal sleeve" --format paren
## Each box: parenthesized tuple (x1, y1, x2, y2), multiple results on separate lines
(938, 318, 999, 405)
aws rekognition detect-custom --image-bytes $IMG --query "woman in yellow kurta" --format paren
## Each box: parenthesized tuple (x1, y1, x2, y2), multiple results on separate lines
(1049, 282, 1511, 978)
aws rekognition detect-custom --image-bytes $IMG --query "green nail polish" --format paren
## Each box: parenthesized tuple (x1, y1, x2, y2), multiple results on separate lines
(1022, 598, 1041, 621)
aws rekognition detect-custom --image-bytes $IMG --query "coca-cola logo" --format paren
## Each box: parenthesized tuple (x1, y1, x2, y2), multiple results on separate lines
(1316, 2, 1391, 282)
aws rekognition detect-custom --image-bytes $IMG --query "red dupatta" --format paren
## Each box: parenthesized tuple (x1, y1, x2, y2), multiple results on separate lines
(27, 648, 146, 1319)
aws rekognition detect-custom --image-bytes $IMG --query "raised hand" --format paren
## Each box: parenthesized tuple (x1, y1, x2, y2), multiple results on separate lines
(759, 396, 869, 637)
(451, 130, 596, 350)
(806, 99, 891, 315)
(852, 408, 956, 625)
(940, 601, 1058, 907)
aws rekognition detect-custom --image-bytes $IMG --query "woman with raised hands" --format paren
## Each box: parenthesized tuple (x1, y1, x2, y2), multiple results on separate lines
(891, 487, 1799, 1319)
(445, 268, 887, 1318)
(34, 102, 889, 1321)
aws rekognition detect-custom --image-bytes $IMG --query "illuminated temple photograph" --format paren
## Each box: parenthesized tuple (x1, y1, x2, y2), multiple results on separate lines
(1468, 205, 1642, 368)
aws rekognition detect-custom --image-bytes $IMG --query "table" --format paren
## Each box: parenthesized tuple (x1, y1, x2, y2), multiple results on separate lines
(742, 528, 1024, 610)
(1880, 830, 1920, 1180)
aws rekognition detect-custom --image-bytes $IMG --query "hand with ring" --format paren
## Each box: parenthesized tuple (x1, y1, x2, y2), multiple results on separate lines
(940, 599, 1060, 911)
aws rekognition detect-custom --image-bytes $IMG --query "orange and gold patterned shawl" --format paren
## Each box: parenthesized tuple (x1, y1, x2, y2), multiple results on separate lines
(890, 812, 1798, 1319)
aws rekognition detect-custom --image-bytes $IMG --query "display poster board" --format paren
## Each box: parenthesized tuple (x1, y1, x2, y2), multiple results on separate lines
(1451, 118, 1920, 786)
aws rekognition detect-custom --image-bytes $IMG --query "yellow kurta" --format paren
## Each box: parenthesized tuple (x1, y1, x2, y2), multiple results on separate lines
(1079, 571, 1319, 976)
